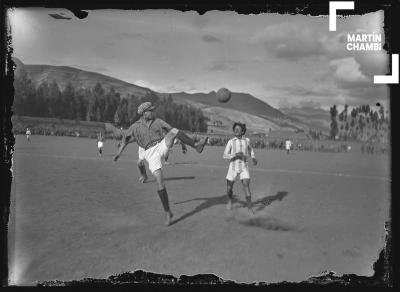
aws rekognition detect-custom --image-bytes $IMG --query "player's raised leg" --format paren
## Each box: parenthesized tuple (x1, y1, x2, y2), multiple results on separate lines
(164, 128, 208, 153)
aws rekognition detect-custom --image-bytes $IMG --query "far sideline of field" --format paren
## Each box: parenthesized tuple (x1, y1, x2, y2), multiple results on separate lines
(13, 151, 390, 182)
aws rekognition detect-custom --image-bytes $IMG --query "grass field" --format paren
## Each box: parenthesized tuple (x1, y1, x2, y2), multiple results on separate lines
(8, 135, 391, 285)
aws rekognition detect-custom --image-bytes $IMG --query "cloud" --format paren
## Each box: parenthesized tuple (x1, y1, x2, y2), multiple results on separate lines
(278, 99, 323, 109)
(164, 84, 199, 93)
(298, 100, 323, 108)
(250, 19, 389, 80)
(96, 41, 114, 51)
(278, 99, 291, 109)
(133, 79, 197, 93)
(270, 85, 337, 97)
(207, 61, 234, 71)
(133, 79, 161, 91)
(202, 34, 222, 43)
(320, 57, 389, 105)
(329, 57, 369, 85)
(252, 22, 326, 61)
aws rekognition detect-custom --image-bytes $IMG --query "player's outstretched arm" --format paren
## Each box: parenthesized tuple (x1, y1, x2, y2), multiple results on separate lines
(114, 141, 128, 161)
(114, 132, 135, 161)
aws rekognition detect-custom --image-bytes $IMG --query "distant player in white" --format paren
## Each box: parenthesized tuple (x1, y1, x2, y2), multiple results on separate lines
(26, 128, 31, 142)
(223, 122, 258, 213)
(97, 132, 104, 157)
(285, 139, 292, 154)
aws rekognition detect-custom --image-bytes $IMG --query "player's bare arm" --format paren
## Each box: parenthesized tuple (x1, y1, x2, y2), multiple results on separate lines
(248, 143, 257, 165)
(113, 133, 135, 161)
(113, 141, 127, 161)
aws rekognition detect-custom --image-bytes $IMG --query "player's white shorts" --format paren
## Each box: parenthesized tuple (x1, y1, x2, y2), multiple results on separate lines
(97, 141, 104, 148)
(144, 139, 169, 173)
(226, 164, 250, 181)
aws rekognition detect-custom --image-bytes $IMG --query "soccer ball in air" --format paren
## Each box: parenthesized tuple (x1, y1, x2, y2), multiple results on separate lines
(216, 88, 231, 103)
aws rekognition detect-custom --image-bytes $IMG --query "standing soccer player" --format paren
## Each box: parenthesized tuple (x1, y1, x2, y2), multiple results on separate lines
(223, 122, 258, 213)
(97, 132, 104, 157)
(285, 138, 292, 154)
(113, 101, 209, 226)
(26, 128, 31, 142)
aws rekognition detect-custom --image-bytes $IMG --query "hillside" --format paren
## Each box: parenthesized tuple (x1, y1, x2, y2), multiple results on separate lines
(13, 57, 152, 98)
(161, 91, 285, 119)
(279, 107, 331, 134)
(13, 57, 312, 134)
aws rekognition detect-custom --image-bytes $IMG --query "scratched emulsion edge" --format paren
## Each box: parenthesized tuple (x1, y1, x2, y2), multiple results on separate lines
(1, 1, 14, 288)
(2, 0, 395, 288)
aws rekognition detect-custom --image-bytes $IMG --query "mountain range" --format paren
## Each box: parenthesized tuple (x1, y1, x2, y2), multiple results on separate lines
(13, 57, 330, 135)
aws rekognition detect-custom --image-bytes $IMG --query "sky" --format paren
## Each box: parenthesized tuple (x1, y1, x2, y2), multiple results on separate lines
(8, 8, 390, 111)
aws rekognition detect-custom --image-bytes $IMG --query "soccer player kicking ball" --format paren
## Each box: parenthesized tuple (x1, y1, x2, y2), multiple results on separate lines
(113, 101, 209, 226)
(223, 122, 258, 213)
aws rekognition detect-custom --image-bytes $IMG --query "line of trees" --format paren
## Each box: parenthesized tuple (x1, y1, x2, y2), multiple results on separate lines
(13, 71, 208, 132)
(329, 104, 390, 141)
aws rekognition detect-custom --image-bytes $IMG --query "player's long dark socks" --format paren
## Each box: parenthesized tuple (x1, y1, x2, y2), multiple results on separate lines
(157, 188, 170, 212)
(227, 188, 233, 201)
(158, 188, 173, 225)
(226, 188, 233, 210)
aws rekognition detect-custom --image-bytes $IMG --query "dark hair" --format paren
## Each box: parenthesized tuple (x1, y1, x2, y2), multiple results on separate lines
(233, 122, 246, 135)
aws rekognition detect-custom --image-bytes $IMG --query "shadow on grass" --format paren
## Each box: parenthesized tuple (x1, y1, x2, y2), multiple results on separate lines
(236, 215, 298, 232)
(140, 176, 196, 183)
(170, 161, 199, 165)
(170, 191, 289, 226)
(164, 176, 195, 181)
(170, 194, 228, 225)
(252, 191, 288, 211)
